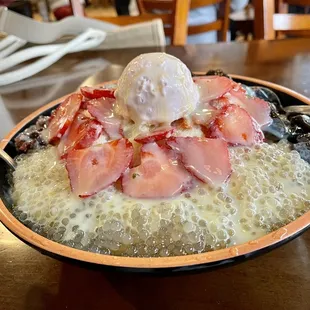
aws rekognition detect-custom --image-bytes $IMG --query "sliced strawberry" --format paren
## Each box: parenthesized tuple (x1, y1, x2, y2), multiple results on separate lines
(122, 143, 192, 198)
(47, 93, 82, 143)
(58, 112, 103, 158)
(58, 111, 87, 156)
(87, 98, 122, 140)
(167, 137, 232, 185)
(193, 76, 234, 103)
(134, 126, 174, 144)
(227, 88, 272, 127)
(192, 110, 218, 125)
(171, 118, 192, 130)
(80, 99, 90, 110)
(74, 121, 103, 149)
(209, 96, 230, 110)
(80, 86, 115, 99)
(203, 104, 264, 146)
(66, 138, 133, 197)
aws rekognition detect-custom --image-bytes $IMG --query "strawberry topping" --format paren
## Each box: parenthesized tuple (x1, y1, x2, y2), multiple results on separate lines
(192, 110, 218, 125)
(66, 138, 133, 197)
(86, 98, 123, 140)
(209, 96, 231, 110)
(167, 137, 231, 186)
(47, 93, 82, 143)
(122, 143, 192, 198)
(193, 76, 234, 103)
(228, 88, 272, 127)
(171, 118, 192, 130)
(80, 99, 90, 110)
(80, 86, 115, 99)
(134, 126, 174, 144)
(203, 104, 264, 146)
(58, 111, 103, 158)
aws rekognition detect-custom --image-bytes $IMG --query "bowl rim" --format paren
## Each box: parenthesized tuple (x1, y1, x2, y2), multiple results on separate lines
(1, 74, 310, 269)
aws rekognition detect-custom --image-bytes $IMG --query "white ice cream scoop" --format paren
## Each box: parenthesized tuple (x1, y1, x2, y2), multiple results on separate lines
(115, 53, 199, 124)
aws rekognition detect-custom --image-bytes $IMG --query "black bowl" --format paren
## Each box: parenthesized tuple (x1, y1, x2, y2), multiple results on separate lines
(1, 75, 310, 274)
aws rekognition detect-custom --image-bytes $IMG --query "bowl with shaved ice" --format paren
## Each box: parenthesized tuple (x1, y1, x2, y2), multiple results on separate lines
(1, 53, 310, 272)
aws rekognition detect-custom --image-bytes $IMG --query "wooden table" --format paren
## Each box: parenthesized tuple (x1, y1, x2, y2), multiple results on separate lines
(1, 38, 310, 310)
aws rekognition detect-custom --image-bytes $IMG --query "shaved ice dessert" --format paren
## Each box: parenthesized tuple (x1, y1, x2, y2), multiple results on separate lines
(9, 53, 310, 257)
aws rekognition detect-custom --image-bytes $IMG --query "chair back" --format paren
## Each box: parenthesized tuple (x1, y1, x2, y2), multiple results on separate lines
(70, 0, 189, 45)
(255, 0, 310, 39)
(137, 0, 231, 42)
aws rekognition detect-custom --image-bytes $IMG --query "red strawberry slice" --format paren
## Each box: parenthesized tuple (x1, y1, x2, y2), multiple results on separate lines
(227, 88, 272, 127)
(80, 86, 116, 99)
(167, 137, 232, 186)
(209, 96, 230, 110)
(171, 118, 192, 130)
(74, 121, 103, 149)
(203, 104, 264, 146)
(134, 126, 174, 144)
(66, 138, 133, 197)
(58, 111, 87, 156)
(193, 76, 234, 103)
(80, 99, 90, 110)
(47, 93, 82, 143)
(192, 109, 218, 125)
(87, 98, 123, 140)
(122, 143, 192, 198)
(58, 111, 103, 158)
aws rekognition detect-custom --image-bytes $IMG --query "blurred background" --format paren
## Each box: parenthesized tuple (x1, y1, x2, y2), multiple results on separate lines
(2, 0, 308, 44)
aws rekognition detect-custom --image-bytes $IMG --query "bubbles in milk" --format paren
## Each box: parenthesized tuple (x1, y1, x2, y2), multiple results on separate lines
(10, 142, 310, 257)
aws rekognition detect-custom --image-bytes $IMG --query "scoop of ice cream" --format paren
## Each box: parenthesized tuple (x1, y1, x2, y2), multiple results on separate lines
(114, 53, 199, 124)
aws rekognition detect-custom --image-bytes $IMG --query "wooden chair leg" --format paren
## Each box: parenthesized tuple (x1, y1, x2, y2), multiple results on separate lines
(218, 0, 230, 42)
(171, 0, 189, 46)
(254, 0, 276, 40)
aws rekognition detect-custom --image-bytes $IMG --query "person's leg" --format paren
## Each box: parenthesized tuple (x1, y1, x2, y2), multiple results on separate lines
(114, 0, 130, 15)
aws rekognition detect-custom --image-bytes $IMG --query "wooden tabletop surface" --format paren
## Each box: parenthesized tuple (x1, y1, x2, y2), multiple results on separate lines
(1, 38, 310, 310)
